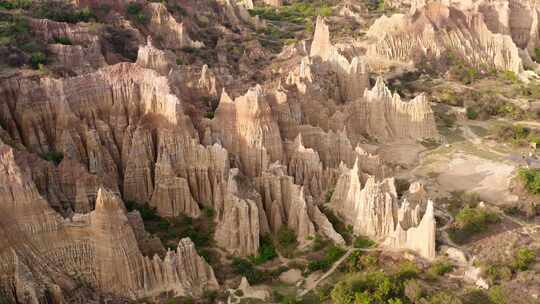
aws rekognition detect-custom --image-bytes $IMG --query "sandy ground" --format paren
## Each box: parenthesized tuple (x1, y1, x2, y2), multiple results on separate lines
(378, 141, 426, 166)
(425, 151, 518, 205)
(279, 269, 302, 285)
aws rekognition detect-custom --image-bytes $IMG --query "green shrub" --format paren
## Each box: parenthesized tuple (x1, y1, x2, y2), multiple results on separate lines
(129, 202, 159, 221)
(41, 151, 63, 165)
(429, 292, 462, 304)
(488, 286, 507, 304)
(512, 247, 536, 271)
(175, 58, 184, 65)
(126, 3, 147, 23)
(535, 48, 540, 61)
(30, 51, 46, 69)
(449, 205, 500, 244)
(203, 206, 215, 218)
(33, 3, 95, 23)
(53, 36, 71, 45)
(330, 271, 408, 304)
(466, 107, 478, 120)
(249, 235, 277, 265)
(307, 245, 345, 273)
(518, 168, 540, 195)
(353, 235, 375, 249)
(277, 226, 297, 247)
(307, 259, 330, 273)
(0, 0, 32, 10)
(428, 259, 454, 277)
(126, 2, 143, 15)
(484, 263, 512, 284)
(396, 261, 420, 280)
(205, 111, 215, 119)
(325, 188, 334, 203)
(501, 70, 519, 83)
(231, 258, 267, 284)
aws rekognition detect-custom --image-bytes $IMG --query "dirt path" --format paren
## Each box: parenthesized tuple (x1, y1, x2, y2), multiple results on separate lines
(298, 247, 381, 297)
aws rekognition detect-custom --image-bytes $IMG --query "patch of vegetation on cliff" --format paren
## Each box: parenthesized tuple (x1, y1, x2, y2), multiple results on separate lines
(248, 1, 333, 52)
(448, 205, 501, 244)
(41, 151, 64, 165)
(125, 201, 216, 262)
(307, 244, 345, 273)
(249, 235, 277, 265)
(126, 2, 147, 24)
(518, 168, 540, 195)
(494, 124, 540, 146)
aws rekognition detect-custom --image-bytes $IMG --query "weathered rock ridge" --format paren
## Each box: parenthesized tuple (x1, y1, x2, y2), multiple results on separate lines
(366, 2, 524, 73)
(331, 159, 436, 260)
(0, 143, 218, 302)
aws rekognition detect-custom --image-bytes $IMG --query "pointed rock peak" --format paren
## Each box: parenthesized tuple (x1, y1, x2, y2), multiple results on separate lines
(366, 76, 392, 100)
(220, 89, 234, 104)
(294, 134, 304, 149)
(201, 64, 209, 75)
(408, 181, 425, 194)
(247, 84, 264, 100)
(146, 35, 154, 47)
(179, 237, 196, 249)
(310, 16, 332, 60)
(352, 157, 360, 174)
(410, 93, 429, 104)
(424, 200, 434, 218)
(95, 188, 123, 212)
(355, 145, 368, 155)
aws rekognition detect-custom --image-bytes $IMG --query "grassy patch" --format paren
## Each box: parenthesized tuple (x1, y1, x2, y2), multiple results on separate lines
(353, 235, 375, 249)
(448, 205, 500, 244)
(248, 1, 333, 52)
(518, 168, 540, 195)
(307, 245, 345, 273)
(512, 247, 536, 271)
(32, 2, 95, 23)
(0, 0, 31, 10)
(276, 226, 298, 257)
(41, 151, 63, 165)
(427, 259, 454, 278)
(495, 124, 540, 146)
(126, 2, 147, 24)
(249, 235, 277, 265)
(330, 270, 409, 304)
(53, 36, 71, 45)
(126, 201, 216, 261)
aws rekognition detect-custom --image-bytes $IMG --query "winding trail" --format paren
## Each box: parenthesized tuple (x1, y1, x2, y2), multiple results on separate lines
(298, 247, 381, 297)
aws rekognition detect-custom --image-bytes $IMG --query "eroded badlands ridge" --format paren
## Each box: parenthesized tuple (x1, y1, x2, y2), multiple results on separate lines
(4, 0, 537, 301)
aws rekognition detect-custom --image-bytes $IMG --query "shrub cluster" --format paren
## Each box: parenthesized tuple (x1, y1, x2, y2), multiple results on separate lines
(448, 205, 500, 244)
(518, 168, 540, 195)
(41, 151, 64, 165)
(307, 245, 345, 273)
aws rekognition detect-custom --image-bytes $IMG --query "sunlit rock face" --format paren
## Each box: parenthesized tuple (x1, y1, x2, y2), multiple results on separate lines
(0, 143, 218, 302)
(331, 160, 436, 260)
(366, 2, 523, 73)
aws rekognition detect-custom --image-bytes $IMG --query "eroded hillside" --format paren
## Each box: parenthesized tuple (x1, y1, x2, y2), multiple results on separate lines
(0, 0, 539, 303)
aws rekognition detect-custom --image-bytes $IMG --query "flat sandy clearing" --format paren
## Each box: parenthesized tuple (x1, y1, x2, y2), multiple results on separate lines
(434, 152, 518, 204)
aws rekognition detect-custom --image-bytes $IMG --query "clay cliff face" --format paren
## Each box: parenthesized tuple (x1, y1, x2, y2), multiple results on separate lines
(0, 63, 230, 219)
(331, 159, 436, 260)
(310, 17, 370, 103)
(366, 2, 524, 73)
(0, 1, 450, 299)
(29, 19, 107, 74)
(211, 87, 284, 177)
(0, 143, 218, 302)
(146, 3, 204, 50)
